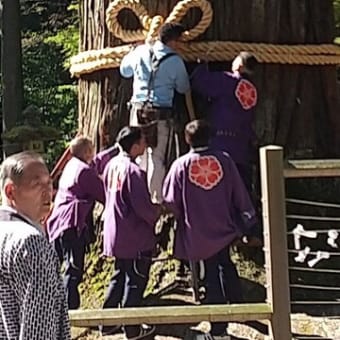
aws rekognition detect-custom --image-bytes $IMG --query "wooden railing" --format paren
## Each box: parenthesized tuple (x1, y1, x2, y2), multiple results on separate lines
(69, 303, 272, 328)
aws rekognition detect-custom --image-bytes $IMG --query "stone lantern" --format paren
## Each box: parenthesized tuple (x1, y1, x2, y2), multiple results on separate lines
(2, 105, 60, 153)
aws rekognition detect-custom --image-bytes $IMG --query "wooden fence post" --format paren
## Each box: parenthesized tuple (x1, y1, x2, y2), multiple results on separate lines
(260, 146, 291, 340)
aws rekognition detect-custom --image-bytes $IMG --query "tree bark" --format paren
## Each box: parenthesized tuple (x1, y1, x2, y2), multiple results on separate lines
(1, 0, 23, 156)
(78, 0, 340, 157)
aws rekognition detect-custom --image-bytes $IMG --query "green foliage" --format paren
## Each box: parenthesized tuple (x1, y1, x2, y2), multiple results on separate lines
(20, 0, 75, 32)
(22, 33, 77, 166)
(22, 34, 67, 102)
(2, 125, 60, 143)
(21, 0, 78, 167)
(45, 3, 79, 67)
(335, 1, 340, 27)
(45, 25, 79, 67)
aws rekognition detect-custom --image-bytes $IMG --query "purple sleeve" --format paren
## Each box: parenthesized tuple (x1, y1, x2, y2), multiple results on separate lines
(79, 168, 105, 204)
(191, 64, 229, 98)
(129, 169, 160, 226)
(91, 145, 120, 175)
(227, 156, 257, 232)
(162, 161, 183, 217)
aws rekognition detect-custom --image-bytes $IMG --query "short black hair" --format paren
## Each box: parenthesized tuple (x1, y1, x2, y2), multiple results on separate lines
(159, 23, 185, 44)
(238, 51, 258, 74)
(185, 119, 211, 148)
(116, 126, 143, 153)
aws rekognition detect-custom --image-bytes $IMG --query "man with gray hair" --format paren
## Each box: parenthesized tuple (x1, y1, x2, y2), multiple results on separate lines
(47, 136, 105, 309)
(0, 151, 71, 340)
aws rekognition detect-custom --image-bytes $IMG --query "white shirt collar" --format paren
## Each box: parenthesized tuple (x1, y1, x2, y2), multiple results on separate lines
(190, 146, 209, 152)
(0, 205, 43, 233)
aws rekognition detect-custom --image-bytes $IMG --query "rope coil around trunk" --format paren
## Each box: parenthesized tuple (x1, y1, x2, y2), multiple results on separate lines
(70, 0, 340, 77)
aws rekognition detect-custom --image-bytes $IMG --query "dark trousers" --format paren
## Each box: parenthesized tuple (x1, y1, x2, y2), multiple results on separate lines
(200, 247, 242, 336)
(236, 162, 262, 239)
(236, 163, 253, 196)
(55, 228, 86, 310)
(103, 252, 152, 338)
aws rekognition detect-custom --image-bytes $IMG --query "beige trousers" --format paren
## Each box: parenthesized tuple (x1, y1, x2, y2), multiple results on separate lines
(130, 105, 174, 203)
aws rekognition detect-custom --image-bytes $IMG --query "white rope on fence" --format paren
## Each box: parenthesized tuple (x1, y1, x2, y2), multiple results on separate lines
(286, 198, 340, 209)
(288, 249, 340, 256)
(291, 301, 340, 304)
(286, 215, 340, 221)
(290, 284, 340, 291)
(287, 229, 340, 234)
(289, 266, 340, 274)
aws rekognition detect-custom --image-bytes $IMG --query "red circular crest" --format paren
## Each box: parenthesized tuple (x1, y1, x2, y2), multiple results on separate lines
(188, 156, 223, 190)
(235, 79, 257, 110)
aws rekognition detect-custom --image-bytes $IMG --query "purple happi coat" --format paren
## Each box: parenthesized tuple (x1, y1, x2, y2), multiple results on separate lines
(92, 144, 120, 176)
(191, 65, 258, 165)
(47, 156, 105, 242)
(163, 148, 257, 261)
(103, 153, 160, 259)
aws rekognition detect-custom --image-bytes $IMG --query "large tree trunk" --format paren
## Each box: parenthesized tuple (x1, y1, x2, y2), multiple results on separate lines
(77, 1, 340, 315)
(1, 0, 23, 157)
(78, 0, 340, 156)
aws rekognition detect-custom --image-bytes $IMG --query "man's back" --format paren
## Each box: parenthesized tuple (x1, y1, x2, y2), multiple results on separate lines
(120, 40, 190, 107)
(0, 213, 70, 340)
(163, 149, 256, 261)
(191, 65, 257, 164)
(47, 156, 105, 241)
(103, 153, 160, 258)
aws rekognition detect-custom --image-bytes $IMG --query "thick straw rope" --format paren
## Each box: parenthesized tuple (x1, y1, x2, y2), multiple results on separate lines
(70, 0, 340, 77)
